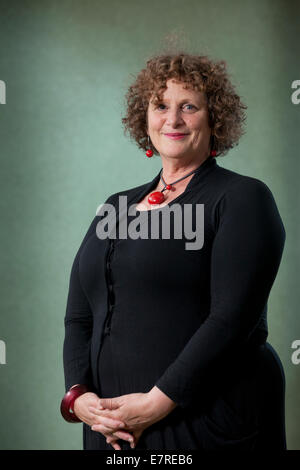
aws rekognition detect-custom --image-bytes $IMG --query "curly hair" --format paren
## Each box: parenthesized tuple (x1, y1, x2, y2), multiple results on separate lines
(122, 53, 247, 157)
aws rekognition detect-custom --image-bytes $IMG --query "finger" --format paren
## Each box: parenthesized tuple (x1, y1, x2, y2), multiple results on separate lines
(112, 444, 121, 450)
(94, 418, 133, 441)
(91, 424, 134, 443)
(110, 441, 121, 451)
(90, 413, 125, 429)
(88, 406, 124, 424)
(101, 417, 126, 429)
(89, 415, 129, 435)
(89, 406, 122, 422)
(99, 398, 119, 410)
(96, 398, 104, 410)
(113, 430, 135, 443)
(107, 437, 122, 451)
(106, 435, 121, 449)
(109, 437, 131, 451)
(91, 423, 118, 437)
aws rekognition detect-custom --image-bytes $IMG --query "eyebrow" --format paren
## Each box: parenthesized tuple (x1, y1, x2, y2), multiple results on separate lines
(151, 94, 206, 106)
(151, 96, 205, 106)
(156, 98, 199, 104)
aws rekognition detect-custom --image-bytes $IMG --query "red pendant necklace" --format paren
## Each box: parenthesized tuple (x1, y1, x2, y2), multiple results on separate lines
(148, 166, 200, 205)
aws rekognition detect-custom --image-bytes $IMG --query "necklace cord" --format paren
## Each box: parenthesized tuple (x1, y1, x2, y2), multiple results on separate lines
(159, 166, 199, 192)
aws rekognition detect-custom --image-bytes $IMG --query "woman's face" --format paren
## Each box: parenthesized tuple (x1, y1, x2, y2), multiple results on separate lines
(147, 79, 212, 162)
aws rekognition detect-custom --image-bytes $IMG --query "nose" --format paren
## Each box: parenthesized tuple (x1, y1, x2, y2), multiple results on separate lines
(166, 107, 184, 128)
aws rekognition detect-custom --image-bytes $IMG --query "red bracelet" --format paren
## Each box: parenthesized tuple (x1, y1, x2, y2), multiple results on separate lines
(60, 384, 89, 423)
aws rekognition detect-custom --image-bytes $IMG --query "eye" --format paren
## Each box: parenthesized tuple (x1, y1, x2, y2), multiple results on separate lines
(153, 103, 197, 112)
(156, 103, 167, 110)
(182, 104, 197, 111)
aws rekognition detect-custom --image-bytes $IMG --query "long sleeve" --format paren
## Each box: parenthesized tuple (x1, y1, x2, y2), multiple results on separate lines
(63, 215, 99, 393)
(62, 195, 117, 393)
(154, 177, 286, 409)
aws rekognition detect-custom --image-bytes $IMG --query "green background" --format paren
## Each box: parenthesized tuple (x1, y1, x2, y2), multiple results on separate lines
(0, 0, 299, 449)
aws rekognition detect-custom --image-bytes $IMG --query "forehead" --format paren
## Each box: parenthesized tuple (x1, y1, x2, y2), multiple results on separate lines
(152, 79, 206, 102)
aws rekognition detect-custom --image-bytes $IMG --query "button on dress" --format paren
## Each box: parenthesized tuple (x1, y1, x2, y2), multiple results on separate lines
(63, 157, 287, 450)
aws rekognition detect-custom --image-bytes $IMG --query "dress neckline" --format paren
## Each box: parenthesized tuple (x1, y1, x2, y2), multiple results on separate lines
(134, 156, 217, 213)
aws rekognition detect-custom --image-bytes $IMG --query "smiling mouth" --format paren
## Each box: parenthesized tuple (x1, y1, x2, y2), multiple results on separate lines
(164, 133, 188, 140)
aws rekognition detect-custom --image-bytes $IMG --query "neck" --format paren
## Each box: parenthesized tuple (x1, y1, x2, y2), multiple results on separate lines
(160, 150, 210, 182)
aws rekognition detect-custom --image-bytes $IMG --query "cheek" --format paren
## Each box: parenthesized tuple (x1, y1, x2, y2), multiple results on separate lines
(189, 115, 210, 134)
(149, 116, 164, 132)
(188, 121, 211, 147)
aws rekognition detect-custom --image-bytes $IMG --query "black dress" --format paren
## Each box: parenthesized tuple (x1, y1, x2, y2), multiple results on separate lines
(63, 156, 287, 450)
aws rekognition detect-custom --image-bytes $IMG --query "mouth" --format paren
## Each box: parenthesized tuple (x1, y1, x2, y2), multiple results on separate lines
(164, 133, 189, 140)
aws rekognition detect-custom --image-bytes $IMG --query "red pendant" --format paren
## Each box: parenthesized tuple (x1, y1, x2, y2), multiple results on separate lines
(166, 184, 172, 190)
(148, 191, 165, 205)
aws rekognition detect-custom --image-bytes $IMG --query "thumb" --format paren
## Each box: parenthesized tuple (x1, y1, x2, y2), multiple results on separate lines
(99, 397, 120, 410)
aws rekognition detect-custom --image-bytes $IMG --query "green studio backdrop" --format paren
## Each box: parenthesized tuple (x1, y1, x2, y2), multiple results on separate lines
(0, 0, 299, 450)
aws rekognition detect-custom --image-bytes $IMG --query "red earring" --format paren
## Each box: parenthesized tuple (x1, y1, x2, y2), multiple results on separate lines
(146, 136, 153, 158)
(210, 135, 216, 157)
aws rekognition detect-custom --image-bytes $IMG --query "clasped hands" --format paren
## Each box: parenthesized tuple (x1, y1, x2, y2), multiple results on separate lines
(88, 386, 177, 450)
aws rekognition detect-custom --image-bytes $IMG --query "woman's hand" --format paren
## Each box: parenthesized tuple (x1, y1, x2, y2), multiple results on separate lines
(73, 392, 135, 448)
(89, 386, 177, 449)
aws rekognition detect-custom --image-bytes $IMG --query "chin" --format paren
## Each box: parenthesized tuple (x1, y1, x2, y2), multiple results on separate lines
(158, 152, 183, 160)
(160, 150, 189, 160)
(157, 145, 189, 159)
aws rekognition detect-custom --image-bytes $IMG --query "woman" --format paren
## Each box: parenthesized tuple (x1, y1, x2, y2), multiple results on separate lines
(61, 53, 287, 450)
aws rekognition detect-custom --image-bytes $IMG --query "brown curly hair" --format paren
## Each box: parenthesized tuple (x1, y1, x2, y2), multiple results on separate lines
(122, 53, 247, 157)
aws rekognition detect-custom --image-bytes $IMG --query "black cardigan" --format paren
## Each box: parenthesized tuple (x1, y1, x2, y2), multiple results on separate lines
(62, 156, 285, 408)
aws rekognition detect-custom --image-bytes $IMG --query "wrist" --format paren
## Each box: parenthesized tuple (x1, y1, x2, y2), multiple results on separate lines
(147, 386, 177, 421)
(60, 384, 89, 423)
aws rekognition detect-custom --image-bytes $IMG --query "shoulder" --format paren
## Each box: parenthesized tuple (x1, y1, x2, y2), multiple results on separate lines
(226, 175, 275, 204)
(77, 178, 154, 247)
(212, 165, 285, 236)
(213, 163, 276, 206)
